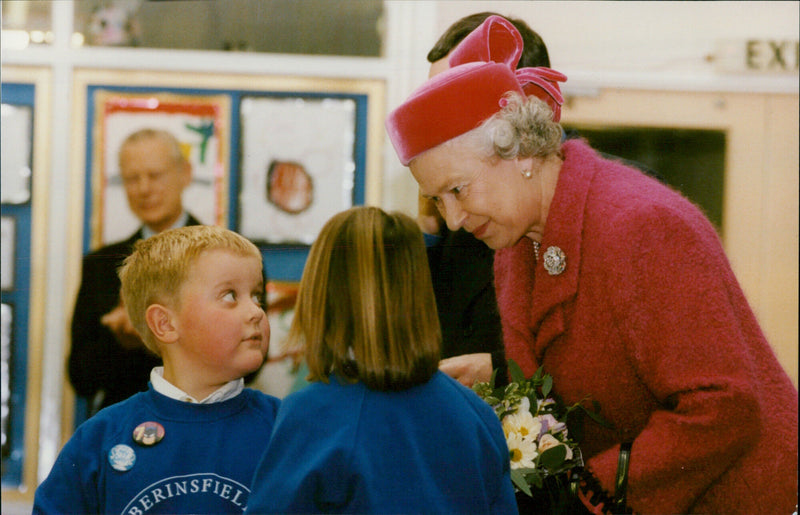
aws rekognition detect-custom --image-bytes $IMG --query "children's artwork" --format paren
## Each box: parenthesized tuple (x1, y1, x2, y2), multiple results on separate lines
(252, 281, 301, 398)
(90, 90, 230, 247)
(0, 103, 33, 205)
(1, 303, 12, 459)
(1, 217, 14, 290)
(238, 95, 357, 244)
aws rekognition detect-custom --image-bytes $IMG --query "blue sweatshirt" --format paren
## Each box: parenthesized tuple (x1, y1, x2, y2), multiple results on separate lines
(247, 371, 518, 514)
(34, 386, 280, 514)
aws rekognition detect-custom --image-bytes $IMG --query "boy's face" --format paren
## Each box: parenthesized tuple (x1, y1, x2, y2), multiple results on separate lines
(170, 249, 269, 385)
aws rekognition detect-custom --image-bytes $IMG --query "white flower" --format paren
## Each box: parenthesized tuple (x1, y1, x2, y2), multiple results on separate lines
(538, 433, 573, 461)
(507, 431, 538, 469)
(538, 397, 556, 410)
(502, 397, 542, 440)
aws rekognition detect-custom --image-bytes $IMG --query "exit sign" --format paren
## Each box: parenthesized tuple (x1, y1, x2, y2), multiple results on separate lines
(713, 39, 799, 73)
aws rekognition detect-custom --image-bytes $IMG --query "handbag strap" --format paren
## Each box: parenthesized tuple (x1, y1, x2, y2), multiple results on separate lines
(613, 442, 633, 513)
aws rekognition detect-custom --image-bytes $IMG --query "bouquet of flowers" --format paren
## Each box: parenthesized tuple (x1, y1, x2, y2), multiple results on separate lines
(472, 360, 608, 511)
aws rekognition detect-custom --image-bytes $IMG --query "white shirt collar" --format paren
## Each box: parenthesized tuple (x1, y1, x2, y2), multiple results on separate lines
(150, 366, 244, 404)
(141, 211, 189, 240)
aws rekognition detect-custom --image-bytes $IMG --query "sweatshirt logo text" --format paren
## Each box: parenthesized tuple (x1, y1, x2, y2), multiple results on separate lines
(122, 473, 249, 514)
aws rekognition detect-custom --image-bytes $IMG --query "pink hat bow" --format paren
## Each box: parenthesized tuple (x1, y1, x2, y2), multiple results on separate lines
(384, 16, 568, 165)
(448, 15, 567, 122)
(515, 67, 567, 122)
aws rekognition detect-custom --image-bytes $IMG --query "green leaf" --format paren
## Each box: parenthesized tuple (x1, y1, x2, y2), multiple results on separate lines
(581, 403, 614, 429)
(507, 359, 527, 384)
(541, 374, 553, 399)
(510, 468, 533, 496)
(538, 445, 567, 470)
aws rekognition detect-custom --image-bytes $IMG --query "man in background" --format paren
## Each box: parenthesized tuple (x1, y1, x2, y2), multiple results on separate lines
(68, 128, 200, 416)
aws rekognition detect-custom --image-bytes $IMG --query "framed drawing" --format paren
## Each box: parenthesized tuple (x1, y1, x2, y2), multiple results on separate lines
(235, 80, 380, 282)
(88, 89, 230, 248)
(251, 281, 301, 398)
(239, 95, 357, 245)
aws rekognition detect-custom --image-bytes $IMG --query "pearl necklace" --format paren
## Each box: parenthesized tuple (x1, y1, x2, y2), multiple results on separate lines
(533, 240, 540, 262)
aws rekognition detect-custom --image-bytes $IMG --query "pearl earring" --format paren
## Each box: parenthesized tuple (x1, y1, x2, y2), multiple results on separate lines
(522, 169, 532, 178)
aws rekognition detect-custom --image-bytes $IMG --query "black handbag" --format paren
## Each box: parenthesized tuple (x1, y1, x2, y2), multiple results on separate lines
(574, 443, 633, 515)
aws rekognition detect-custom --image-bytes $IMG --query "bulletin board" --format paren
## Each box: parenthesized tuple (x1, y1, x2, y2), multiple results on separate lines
(76, 69, 384, 281)
(1, 67, 50, 500)
(68, 69, 385, 428)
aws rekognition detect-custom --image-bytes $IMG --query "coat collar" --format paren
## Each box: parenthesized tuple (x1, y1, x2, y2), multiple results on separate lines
(496, 139, 599, 363)
(531, 139, 596, 328)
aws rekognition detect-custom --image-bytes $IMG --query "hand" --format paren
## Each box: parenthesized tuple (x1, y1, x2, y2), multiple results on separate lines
(100, 304, 144, 350)
(439, 353, 493, 387)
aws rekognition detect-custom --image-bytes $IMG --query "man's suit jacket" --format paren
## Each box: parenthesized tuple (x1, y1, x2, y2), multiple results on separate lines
(427, 228, 507, 385)
(68, 215, 201, 414)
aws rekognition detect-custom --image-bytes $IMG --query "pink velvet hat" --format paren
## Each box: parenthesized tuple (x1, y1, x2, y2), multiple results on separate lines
(447, 14, 523, 70)
(386, 15, 567, 166)
(448, 15, 567, 123)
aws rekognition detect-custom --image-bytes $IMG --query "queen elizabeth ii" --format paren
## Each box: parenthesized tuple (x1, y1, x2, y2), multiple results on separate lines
(385, 15, 798, 514)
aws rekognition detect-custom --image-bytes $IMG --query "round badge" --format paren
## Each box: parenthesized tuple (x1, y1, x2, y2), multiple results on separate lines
(108, 444, 136, 472)
(132, 421, 165, 446)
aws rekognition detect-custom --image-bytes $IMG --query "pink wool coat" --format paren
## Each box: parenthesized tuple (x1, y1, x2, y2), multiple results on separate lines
(494, 138, 798, 514)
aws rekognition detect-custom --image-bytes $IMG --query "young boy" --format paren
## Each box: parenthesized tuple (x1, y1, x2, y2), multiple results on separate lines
(34, 226, 280, 514)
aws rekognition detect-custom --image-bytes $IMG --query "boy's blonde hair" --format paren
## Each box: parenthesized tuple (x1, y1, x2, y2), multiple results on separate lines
(289, 206, 441, 391)
(118, 225, 262, 356)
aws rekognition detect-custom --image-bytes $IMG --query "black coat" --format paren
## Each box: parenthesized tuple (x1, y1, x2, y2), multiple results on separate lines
(68, 215, 201, 414)
(427, 228, 508, 385)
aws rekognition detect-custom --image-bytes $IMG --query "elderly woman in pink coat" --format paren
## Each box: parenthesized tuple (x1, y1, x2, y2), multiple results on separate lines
(385, 15, 798, 515)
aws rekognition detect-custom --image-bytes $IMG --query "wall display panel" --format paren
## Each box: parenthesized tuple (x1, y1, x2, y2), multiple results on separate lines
(1, 83, 34, 489)
(76, 70, 382, 279)
(69, 69, 384, 427)
(0, 68, 49, 499)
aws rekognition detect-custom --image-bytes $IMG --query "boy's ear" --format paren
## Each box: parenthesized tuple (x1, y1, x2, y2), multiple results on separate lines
(145, 304, 178, 344)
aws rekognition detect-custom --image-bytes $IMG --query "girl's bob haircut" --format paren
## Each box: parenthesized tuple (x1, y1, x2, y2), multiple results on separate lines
(289, 206, 441, 391)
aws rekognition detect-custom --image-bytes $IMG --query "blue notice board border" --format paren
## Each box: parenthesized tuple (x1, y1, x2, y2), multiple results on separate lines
(1, 81, 36, 489)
